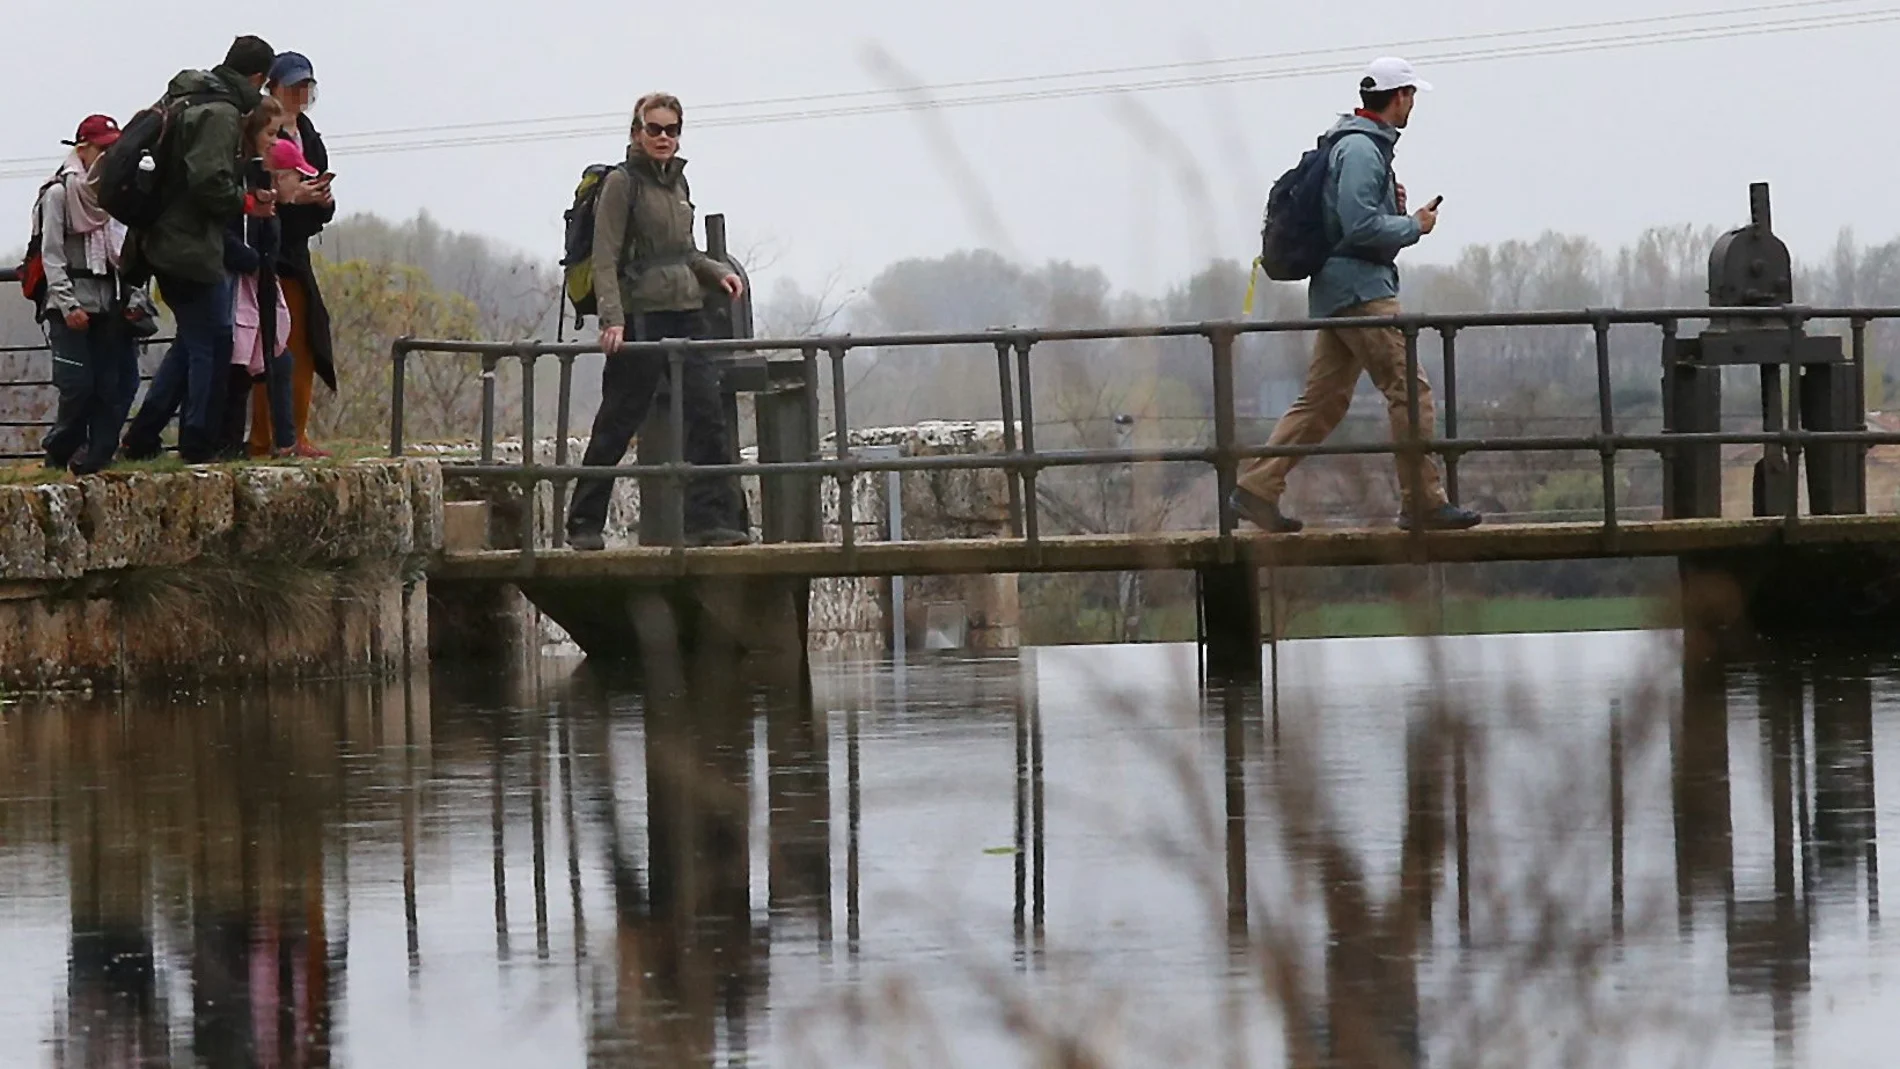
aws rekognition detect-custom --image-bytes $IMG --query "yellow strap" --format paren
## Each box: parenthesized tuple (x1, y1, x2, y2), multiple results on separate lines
(1242, 257, 1262, 317)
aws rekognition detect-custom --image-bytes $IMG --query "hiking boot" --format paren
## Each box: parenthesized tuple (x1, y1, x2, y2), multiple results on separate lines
(686, 527, 751, 548)
(567, 530, 606, 552)
(1398, 502, 1483, 532)
(1228, 487, 1303, 533)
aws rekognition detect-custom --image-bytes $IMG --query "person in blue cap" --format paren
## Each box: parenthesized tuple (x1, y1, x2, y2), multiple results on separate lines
(247, 49, 338, 458)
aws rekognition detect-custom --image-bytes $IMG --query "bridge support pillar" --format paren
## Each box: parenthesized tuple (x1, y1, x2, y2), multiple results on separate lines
(1197, 563, 1262, 682)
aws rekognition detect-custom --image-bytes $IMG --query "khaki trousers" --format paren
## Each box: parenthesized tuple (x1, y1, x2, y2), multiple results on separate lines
(1236, 298, 1446, 510)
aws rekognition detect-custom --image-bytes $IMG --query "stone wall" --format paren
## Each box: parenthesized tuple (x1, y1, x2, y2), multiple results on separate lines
(0, 459, 443, 691)
(803, 421, 1020, 652)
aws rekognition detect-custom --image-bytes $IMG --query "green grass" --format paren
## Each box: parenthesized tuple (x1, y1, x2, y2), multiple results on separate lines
(1033, 595, 1674, 645)
(1280, 596, 1674, 639)
(0, 439, 392, 487)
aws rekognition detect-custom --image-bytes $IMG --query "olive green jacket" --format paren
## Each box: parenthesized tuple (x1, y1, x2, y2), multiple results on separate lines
(589, 150, 732, 328)
(137, 66, 261, 286)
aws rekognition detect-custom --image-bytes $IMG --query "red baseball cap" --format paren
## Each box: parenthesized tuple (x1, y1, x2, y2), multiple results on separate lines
(63, 114, 121, 148)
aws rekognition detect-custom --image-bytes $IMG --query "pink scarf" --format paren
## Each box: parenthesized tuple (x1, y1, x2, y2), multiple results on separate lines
(61, 152, 123, 273)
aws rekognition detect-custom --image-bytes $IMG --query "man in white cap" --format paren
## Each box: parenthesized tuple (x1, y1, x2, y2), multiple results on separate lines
(1234, 57, 1481, 533)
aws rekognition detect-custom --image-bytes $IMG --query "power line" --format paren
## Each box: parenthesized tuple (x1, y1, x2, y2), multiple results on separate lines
(0, 3, 1889, 180)
(267, 0, 1882, 146)
(336, 8, 1900, 155)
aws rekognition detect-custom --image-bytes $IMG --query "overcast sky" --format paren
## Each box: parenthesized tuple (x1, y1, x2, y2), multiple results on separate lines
(7, 0, 1899, 302)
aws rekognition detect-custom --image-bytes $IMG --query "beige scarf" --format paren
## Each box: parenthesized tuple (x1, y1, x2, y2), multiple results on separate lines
(61, 151, 124, 274)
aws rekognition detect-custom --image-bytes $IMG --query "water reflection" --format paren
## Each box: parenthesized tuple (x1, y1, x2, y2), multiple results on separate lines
(0, 631, 1893, 1066)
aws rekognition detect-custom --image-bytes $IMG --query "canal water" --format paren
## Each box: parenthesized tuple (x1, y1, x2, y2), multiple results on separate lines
(0, 630, 1892, 1067)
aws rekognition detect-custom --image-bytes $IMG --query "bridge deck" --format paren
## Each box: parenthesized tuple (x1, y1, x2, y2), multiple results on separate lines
(428, 515, 1900, 582)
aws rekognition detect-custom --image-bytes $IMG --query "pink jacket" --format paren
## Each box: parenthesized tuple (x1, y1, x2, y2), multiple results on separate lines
(233, 273, 292, 376)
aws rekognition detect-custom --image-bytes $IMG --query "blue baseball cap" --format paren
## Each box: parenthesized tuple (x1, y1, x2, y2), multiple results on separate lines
(268, 51, 316, 87)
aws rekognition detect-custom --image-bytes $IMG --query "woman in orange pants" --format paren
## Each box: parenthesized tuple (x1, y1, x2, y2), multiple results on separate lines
(251, 50, 336, 458)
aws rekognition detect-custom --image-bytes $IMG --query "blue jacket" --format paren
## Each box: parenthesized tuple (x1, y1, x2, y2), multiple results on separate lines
(1308, 114, 1421, 318)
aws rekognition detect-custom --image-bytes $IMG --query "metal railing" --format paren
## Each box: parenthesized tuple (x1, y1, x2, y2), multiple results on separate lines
(389, 304, 1900, 562)
(0, 337, 171, 461)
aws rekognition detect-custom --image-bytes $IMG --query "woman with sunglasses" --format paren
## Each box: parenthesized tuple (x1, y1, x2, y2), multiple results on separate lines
(565, 92, 749, 551)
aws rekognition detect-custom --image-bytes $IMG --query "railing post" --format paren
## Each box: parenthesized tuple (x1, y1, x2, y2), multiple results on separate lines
(389, 338, 409, 458)
(479, 353, 499, 465)
(1402, 324, 1425, 534)
(1591, 313, 1619, 538)
(1851, 319, 1869, 434)
(519, 343, 538, 563)
(829, 343, 855, 562)
(667, 342, 689, 560)
(553, 353, 575, 549)
(1209, 327, 1239, 547)
(1438, 326, 1460, 507)
(1014, 338, 1041, 556)
(994, 339, 1025, 538)
(1783, 307, 1805, 534)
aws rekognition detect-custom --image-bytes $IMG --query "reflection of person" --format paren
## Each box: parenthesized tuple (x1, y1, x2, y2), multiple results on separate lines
(565, 92, 750, 551)
(36, 114, 139, 474)
(1233, 58, 1480, 533)
(123, 35, 278, 464)
(248, 50, 336, 458)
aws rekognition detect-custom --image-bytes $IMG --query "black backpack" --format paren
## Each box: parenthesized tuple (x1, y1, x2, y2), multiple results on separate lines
(92, 89, 223, 230)
(1257, 128, 1390, 282)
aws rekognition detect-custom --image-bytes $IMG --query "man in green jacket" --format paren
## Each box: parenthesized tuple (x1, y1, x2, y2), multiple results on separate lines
(565, 92, 750, 550)
(123, 35, 277, 464)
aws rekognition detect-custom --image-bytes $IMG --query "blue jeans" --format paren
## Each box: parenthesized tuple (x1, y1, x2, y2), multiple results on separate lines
(42, 314, 140, 471)
(124, 273, 235, 462)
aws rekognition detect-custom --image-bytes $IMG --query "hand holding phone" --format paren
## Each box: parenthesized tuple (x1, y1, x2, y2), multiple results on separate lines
(1415, 194, 1444, 235)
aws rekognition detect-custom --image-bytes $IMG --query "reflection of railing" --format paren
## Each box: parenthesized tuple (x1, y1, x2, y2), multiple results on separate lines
(0, 337, 172, 461)
(390, 305, 1900, 558)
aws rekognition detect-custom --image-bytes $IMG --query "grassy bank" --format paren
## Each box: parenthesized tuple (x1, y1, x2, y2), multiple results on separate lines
(1052, 595, 1675, 645)
(1280, 595, 1674, 639)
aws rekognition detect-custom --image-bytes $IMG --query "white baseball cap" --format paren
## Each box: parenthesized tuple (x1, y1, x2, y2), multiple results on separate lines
(1361, 57, 1432, 93)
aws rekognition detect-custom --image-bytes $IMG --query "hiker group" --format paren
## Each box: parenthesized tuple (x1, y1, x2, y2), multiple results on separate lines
(19, 41, 1477, 537)
(20, 35, 334, 474)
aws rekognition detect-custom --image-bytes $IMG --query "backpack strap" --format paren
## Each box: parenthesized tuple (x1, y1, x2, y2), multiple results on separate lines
(27, 173, 62, 242)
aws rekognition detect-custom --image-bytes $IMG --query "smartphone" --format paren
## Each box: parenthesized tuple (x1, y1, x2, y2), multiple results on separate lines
(244, 157, 271, 191)
(1426, 195, 1444, 211)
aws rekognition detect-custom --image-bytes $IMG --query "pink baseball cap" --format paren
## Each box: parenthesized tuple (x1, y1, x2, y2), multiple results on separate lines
(266, 138, 320, 177)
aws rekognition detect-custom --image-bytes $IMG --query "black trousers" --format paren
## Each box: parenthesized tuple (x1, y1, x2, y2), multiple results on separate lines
(42, 314, 139, 470)
(566, 310, 744, 537)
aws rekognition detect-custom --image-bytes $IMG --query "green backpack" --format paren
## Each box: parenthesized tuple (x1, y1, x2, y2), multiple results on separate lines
(561, 162, 620, 327)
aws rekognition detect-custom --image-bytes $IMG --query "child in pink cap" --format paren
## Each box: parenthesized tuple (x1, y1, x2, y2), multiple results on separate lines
(223, 103, 301, 456)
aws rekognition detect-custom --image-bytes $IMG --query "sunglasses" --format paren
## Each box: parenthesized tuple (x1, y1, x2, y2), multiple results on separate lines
(642, 121, 683, 139)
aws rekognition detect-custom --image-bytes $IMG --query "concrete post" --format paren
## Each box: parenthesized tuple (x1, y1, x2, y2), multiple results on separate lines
(1198, 562, 1262, 682)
